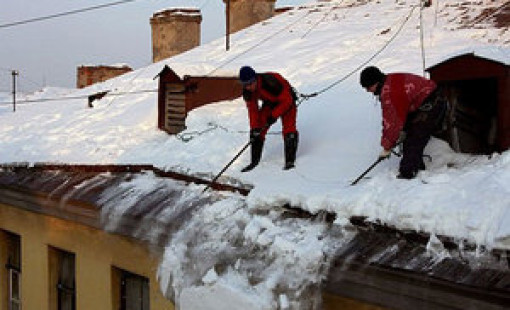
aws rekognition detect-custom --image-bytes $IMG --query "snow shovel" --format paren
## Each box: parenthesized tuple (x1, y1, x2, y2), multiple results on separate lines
(350, 156, 385, 186)
(202, 140, 252, 193)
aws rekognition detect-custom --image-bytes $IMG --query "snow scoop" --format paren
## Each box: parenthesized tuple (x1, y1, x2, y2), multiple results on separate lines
(202, 140, 252, 193)
(350, 156, 385, 186)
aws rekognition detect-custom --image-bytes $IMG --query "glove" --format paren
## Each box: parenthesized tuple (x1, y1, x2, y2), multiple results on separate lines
(396, 131, 407, 145)
(266, 116, 277, 127)
(379, 149, 391, 160)
(249, 128, 262, 142)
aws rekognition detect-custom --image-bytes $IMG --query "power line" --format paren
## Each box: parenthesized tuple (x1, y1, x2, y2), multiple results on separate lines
(0, 3, 419, 106)
(0, 88, 157, 106)
(0, 0, 138, 30)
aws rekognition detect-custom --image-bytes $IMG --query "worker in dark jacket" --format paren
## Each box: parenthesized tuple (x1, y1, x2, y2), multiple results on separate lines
(239, 66, 298, 172)
(360, 66, 446, 179)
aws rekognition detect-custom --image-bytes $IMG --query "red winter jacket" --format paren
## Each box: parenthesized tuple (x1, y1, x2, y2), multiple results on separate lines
(379, 73, 436, 150)
(243, 72, 295, 129)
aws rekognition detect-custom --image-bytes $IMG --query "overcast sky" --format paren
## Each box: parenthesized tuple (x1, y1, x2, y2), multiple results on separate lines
(0, 0, 308, 93)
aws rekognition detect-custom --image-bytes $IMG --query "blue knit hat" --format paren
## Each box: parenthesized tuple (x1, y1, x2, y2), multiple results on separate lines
(239, 66, 256, 85)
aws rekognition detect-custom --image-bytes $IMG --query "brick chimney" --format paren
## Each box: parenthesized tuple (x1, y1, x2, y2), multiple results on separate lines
(76, 65, 132, 89)
(150, 8, 202, 63)
(224, 0, 276, 34)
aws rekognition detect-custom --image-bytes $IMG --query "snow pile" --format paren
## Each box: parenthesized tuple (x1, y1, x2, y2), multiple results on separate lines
(97, 172, 350, 309)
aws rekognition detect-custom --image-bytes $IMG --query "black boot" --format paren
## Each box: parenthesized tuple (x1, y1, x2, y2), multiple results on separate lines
(283, 132, 298, 170)
(241, 137, 264, 172)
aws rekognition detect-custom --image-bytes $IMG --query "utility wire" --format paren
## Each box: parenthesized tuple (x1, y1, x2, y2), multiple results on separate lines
(0, 4, 419, 106)
(0, 0, 138, 29)
(0, 7, 311, 105)
(0, 89, 157, 106)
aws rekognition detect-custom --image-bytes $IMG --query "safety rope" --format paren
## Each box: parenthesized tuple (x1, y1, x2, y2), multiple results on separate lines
(175, 122, 228, 142)
(300, 4, 419, 99)
(420, 0, 426, 76)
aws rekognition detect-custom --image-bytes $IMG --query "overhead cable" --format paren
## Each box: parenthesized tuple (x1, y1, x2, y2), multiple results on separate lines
(0, 89, 157, 106)
(0, 0, 138, 29)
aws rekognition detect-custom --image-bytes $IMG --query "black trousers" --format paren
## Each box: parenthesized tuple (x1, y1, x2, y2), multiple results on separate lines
(400, 91, 446, 177)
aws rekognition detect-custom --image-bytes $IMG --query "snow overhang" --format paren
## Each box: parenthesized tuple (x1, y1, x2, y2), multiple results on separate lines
(1, 164, 509, 309)
(427, 46, 510, 71)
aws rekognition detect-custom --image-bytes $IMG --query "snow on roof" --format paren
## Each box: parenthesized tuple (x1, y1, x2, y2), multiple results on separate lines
(78, 63, 131, 69)
(152, 7, 201, 18)
(1, 0, 509, 308)
(428, 45, 510, 68)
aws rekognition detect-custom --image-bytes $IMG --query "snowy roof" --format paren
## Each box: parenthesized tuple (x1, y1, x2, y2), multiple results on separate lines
(1, 164, 509, 309)
(428, 45, 510, 68)
(1, 0, 509, 308)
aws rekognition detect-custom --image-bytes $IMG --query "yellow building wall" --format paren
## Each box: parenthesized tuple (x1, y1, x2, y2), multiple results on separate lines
(323, 293, 388, 310)
(0, 203, 174, 310)
(0, 232, 8, 310)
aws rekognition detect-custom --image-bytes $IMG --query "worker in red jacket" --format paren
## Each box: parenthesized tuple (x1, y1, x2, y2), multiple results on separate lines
(239, 66, 298, 172)
(360, 66, 446, 179)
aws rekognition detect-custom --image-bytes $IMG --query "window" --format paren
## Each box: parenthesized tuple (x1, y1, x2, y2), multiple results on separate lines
(2, 231, 21, 310)
(112, 267, 150, 310)
(8, 268, 21, 310)
(48, 247, 75, 310)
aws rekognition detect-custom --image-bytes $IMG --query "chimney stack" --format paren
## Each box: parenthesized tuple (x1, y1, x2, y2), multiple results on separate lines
(150, 8, 202, 63)
(224, 0, 276, 34)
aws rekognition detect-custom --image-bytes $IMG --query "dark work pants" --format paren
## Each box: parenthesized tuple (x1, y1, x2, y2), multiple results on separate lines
(400, 94, 446, 177)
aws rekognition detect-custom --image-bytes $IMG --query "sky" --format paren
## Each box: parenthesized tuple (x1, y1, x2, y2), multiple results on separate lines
(0, 0, 307, 93)
(0, 0, 509, 308)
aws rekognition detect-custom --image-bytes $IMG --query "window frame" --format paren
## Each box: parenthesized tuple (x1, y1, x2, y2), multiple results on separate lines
(7, 266, 21, 310)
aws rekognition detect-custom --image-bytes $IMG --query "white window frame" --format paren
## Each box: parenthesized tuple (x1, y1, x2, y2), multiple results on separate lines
(8, 267, 21, 310)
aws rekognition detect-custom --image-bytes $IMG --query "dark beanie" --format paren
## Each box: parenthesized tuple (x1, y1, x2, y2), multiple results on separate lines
(360, 66, 385, 88)
(239, 66, 257, 85)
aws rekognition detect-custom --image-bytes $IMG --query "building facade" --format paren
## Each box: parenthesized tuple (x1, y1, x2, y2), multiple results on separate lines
(0, 203, 173, 310)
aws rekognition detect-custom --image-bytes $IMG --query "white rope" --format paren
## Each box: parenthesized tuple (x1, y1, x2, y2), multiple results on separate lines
(420, 0, 426, 76)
